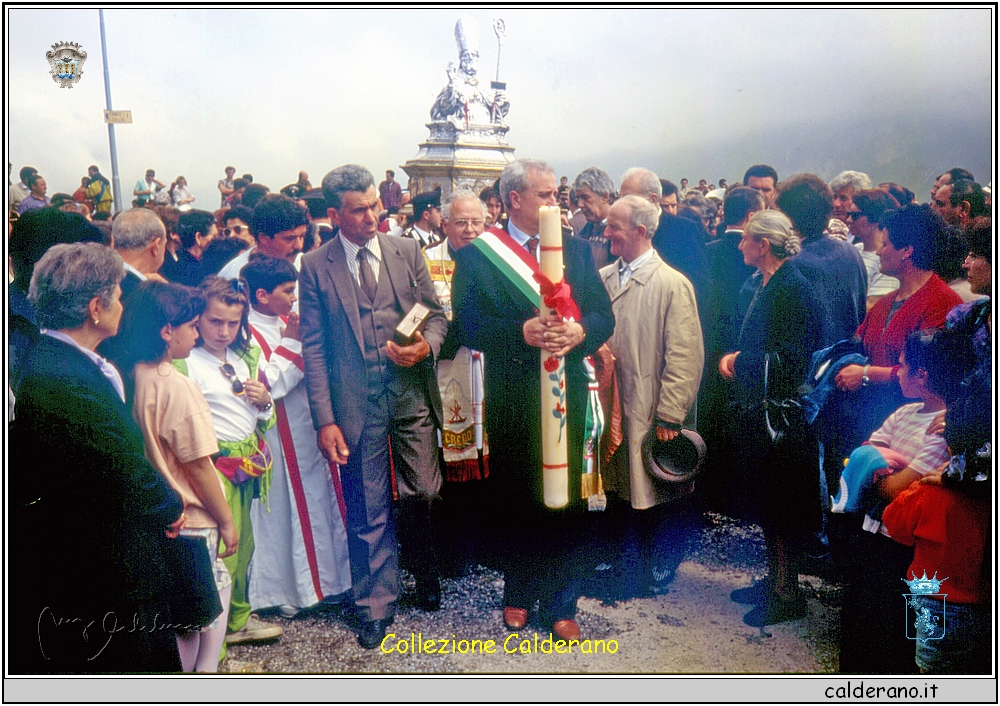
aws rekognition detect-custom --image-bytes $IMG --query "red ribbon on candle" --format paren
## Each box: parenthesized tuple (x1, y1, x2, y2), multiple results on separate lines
(533, 271, 581, 321)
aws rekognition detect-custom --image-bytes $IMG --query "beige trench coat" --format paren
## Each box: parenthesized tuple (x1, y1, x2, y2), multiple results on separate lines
(600, 250, 704, 509)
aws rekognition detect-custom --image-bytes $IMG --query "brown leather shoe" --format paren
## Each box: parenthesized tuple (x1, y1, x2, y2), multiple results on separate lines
(503, 607, 528, 631)
(552, 619, 581, 641)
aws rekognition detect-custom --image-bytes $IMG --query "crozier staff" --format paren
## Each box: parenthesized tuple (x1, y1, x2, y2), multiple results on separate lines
(451, 158, 614, 642)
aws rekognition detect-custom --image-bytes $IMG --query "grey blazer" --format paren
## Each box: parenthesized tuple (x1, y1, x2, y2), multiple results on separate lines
(299, 232, 446, 449)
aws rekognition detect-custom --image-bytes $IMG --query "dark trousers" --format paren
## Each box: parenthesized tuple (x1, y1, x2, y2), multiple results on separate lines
(437, 476, 489, 576)
(340, 392, 398, 621)
(391, 382, 442, 584)
(493, 496, 587, 625)
(839, 528, 919, 674)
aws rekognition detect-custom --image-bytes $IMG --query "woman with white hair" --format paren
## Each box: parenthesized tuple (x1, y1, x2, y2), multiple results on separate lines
(10, 242, 184, 673)
(718, 210, 830, 627)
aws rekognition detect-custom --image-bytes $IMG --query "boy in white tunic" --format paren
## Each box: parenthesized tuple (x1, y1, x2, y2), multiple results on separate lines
(240, 254, 352, 616)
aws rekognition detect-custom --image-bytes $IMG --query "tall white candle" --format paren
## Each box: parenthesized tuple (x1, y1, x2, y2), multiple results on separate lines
(538, 205, 569, 509)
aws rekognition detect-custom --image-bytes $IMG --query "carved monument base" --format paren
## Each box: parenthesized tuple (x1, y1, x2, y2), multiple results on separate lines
(402, 121, 516, 200)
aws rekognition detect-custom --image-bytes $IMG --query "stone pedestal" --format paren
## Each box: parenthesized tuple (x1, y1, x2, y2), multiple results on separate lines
(402, 121, 516, 200)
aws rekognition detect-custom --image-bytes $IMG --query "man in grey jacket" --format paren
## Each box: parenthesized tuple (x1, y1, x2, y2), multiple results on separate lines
(299, 164, 446, 648)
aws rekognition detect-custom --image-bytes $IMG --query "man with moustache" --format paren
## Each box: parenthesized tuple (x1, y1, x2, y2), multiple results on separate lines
(403, 191, 443, 248)
(217, 194, 308, 280)
(299, 165, 446, 648)
(450, 158, 614, 640)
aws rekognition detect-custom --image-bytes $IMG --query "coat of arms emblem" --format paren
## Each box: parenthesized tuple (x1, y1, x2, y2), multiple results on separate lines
(46, 41, 87, 88)
(902, 571, 948, 643)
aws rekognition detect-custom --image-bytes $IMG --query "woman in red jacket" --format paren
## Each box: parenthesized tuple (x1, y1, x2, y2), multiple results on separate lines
(834, 205, 962, 440)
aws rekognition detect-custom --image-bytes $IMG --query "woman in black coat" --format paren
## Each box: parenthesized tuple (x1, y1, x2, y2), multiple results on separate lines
(9, 243, 184, 674)
(719, 210, 830, 628)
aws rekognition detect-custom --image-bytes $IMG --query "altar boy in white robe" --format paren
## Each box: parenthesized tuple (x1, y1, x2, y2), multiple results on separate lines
(241, 253, 351, 616)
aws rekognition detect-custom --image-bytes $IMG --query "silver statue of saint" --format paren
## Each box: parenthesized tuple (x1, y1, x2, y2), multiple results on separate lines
(430, 14, 510, 128)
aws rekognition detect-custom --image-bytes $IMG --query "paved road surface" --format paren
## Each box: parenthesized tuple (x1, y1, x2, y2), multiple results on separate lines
(222, 511, 841, 674)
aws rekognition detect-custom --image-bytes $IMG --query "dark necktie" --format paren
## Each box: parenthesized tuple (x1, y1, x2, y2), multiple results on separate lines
(357, 248, 377, 301)
(526, 236, 539, 260)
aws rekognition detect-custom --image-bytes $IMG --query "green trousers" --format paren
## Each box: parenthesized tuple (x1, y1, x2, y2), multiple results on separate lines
(215, 433, 267, 638)
(220, 473, 255, 634)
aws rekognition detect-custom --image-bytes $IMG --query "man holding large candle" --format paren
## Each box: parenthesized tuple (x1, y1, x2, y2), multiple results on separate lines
(451, 159, 614, 640)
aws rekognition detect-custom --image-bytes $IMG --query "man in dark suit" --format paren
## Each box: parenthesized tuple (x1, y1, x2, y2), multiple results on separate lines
(111, 208, 167, 300)
(451, 158, 614, 640)
(701, 186, 764, 516)
(299, 164, 446, 648)
(572, 167, 616, 268)
(95, 208, 169, 363)
(619, 170, 710, 330)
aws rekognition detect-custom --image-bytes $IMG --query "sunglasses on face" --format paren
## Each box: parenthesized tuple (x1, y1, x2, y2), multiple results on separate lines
(220, 362, 245, 395)
(224, 225, 250, 237)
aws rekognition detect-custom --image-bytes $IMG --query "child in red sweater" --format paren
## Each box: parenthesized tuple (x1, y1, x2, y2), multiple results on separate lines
(882, 325, 990, 674)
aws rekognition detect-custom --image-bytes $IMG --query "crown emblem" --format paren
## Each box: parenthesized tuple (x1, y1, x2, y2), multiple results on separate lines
(902, 570, 948, 595)
(46, 41, 87, 89)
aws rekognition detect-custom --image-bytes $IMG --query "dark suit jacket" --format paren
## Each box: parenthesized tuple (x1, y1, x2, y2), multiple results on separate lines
(95, 270, 143, 362)
(299, 233, 446, 450)
(451, 228, 614, 509)
(790, 234, 868, 346)
(161, 248, 206, 288)
(651, 213, 710, 308)
(733, 263, 831, 411)
(576, 219, 611, 269)
(705, 230, 756, 361)
(120, 269, 143, 301)
(10, 335, 183, 673)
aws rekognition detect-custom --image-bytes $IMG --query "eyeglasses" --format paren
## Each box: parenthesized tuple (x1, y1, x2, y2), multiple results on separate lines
(220, 362, 245, 395)
(450, 219, 485, 229)
(224, 225, 250, 237)
(846, 211, 867, 221)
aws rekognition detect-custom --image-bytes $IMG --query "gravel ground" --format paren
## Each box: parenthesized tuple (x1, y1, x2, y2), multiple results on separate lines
(221, 510, 841, 674)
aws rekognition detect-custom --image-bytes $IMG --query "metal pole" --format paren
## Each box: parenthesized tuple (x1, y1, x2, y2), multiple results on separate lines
(99, 9, 123, 214)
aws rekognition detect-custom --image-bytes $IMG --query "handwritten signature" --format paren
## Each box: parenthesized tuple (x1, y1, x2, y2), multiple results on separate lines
(37, 606, 201, 662)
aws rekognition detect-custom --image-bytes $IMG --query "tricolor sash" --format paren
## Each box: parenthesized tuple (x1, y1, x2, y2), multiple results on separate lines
(470, 229, 605, 509)
(470, 229, 540, 308)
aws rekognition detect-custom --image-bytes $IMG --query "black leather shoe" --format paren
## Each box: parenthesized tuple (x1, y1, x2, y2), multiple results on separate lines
(414, 575, 441, 612)
(357, 618, 391, 649)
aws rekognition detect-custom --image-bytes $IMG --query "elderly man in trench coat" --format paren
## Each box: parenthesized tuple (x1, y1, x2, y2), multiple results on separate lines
(599, 194, 704, 596)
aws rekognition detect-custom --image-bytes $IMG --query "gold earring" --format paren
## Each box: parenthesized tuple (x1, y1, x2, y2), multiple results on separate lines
(93, 318, 100, 325)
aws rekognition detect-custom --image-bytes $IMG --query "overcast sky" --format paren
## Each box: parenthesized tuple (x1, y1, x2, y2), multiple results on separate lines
(6, 7, 994, 207)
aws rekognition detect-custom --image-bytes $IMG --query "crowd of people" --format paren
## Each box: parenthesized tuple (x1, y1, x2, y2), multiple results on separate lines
(7, 156, 992, 676)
